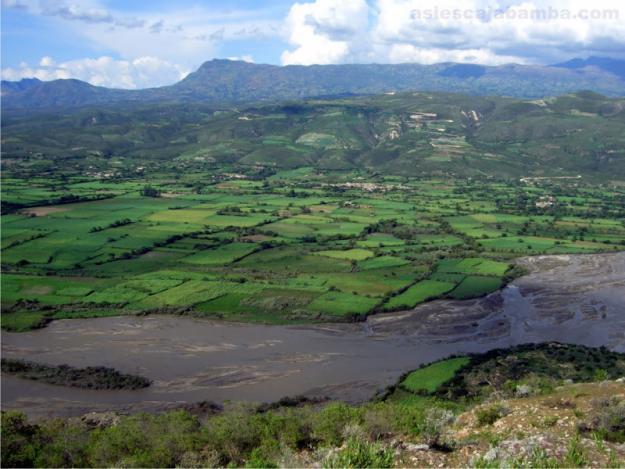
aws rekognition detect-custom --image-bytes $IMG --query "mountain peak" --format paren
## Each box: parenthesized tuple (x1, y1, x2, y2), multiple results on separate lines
(197, 58, 260, 70)
(1, 77, 42, 97)
(551, 56, 625, 80)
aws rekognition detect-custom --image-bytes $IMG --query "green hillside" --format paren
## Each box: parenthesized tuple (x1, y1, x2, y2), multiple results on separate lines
(3, 91, 625, 179)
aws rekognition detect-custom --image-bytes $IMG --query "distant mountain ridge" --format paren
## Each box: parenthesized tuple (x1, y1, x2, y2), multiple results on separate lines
(552, 56, 625, 80)
(2, 57, 625, 110)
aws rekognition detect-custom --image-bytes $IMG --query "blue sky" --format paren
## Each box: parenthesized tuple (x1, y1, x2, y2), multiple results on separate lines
(2, 0, 624, 88)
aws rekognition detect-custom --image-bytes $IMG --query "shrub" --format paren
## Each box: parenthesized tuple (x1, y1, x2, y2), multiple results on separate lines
(178, 448, 221, 468)
(245, 447, 278, 468)
(578, 397, 625, 443)
(1, 411, 42, 468)
(476, 404, 508, 427)
(88, 411, 201, 467)
(312, 403, 360, 447)
(384, 403, 429, 436)
(201, 405, 263, 465)
(34, 419, 90, 467)
(593, 368, 609, 381)
(140, 185, 160, 197)
(418, 408, 455, 447)
(323, 434, 393, 468)
(361, 403, 397, 439)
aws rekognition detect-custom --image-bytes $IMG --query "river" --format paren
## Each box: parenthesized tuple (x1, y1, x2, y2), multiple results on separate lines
(2, 252, 624, 419)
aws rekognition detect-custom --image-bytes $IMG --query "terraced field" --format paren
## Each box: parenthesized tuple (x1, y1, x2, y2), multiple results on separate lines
(2, 169, 624, 327)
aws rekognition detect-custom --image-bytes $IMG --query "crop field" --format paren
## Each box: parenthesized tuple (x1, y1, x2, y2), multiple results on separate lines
(2, 167, 624, 327)
(400, 357, 471, 393)
(383, 280, 456, 310)
(448, 276, 504, 300)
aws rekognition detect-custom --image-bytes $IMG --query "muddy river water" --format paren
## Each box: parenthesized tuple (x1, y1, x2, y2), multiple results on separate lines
(2, 253, 624, 418)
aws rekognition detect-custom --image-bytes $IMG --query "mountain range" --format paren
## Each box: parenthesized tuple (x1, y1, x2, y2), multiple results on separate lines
(2, 57, 625, 110)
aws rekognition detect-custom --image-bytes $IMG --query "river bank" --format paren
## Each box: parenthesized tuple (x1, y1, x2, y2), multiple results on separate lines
(2, 252, 624, 418)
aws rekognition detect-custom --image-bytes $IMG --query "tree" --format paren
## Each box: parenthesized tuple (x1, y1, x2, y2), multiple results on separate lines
(140, 185, 160, 198)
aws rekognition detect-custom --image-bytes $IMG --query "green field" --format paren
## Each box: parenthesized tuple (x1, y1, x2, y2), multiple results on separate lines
(182, 242, 258, 265)
(401, 357, 470, 393)
(449, 276, 504, 300)
(383, 280, 456, 310)
(1, 160, 624, 328)
(315, 248, 374, 261)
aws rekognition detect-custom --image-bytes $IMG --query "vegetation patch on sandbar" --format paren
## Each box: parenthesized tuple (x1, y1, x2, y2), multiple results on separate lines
(1, 358, 151, 390)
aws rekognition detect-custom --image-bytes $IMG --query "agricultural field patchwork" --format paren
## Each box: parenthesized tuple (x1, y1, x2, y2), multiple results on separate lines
(2, 168, 624, 326)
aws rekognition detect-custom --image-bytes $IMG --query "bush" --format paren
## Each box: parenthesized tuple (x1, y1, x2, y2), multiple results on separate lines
(418, 408, 455, 447)
(34, 419, 90, 467)
(312, 403, 361, 447)
(201, 405, 263, 465)
(578, 397, 625, 443)
(140, 185, 160, 197)
(323, 434, 393, 468)
(245, 447, 278, 468)
(1, 411, 42, 468)
(378, 402, 430, 437)
(476, 404, 508, 427)
(88, 411, 201, 467)
(201, 405, 313, 466)
(361, 403, 398, 439)
(593, 368, 609, 381)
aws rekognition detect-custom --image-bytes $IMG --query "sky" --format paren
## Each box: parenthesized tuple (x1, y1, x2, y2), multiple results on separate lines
(2, 0, 625, 89)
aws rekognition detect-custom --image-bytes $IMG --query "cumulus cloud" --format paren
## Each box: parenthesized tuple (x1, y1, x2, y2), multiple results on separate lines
(1, 56, 190, 89)
(281, 0, 625, 65)
(281, 0, 369, 65)
(4, 0, 625, 89)
(2, 0, 281, 87)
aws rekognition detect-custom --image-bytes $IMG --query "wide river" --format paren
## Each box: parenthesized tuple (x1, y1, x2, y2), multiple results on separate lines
(3, 253, 624, 418)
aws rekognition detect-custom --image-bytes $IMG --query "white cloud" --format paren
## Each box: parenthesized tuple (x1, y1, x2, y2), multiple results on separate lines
(226, 55, 255, 63)
(2, 0, 146, 27)
(1, 56, 190, 89)
(281, 0, 369, 65)
(39, 56, 55, 67)
(2, 0, 284, 87)
(281, 0, 625, 65)
(385, 45, 524, 65)
(79, 14, 277, 66)
(4, 0, 625, 89)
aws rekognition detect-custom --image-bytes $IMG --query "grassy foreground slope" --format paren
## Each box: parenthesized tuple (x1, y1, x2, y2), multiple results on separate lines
(2, 343, 623, 468)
